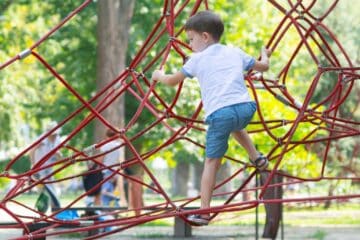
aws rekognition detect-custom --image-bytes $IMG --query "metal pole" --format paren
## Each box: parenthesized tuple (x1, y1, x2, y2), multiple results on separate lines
(255, 171, 259, 240)
(281, 190, 284, 240)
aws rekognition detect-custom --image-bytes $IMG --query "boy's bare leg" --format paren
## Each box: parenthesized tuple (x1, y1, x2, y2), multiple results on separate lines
(94, 194, 101, 206)
(200, 157, 222, 217)
(117, 175, 128, 207)
(129, 174, 143, 216)
(232, 129, 259, 161)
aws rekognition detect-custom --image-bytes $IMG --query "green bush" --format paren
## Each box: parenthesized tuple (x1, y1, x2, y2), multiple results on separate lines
(0, 155, 31, 174)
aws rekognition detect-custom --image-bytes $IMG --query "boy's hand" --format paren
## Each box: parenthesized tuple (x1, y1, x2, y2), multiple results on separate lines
(152, 69, 165, 82)
(253, 47, 271, 72)
(152, 70, 185, 86)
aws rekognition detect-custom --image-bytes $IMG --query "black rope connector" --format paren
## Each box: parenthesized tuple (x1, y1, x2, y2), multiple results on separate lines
(137, 72, 145, 78)
(243, 162, 250, 169)
(322, 111, 328, 119)
(69, 154, 76, 164)
(164, 110, 170, 119)
(296, 10, 305, 19)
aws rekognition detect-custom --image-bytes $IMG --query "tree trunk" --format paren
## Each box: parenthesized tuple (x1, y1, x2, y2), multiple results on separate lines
(190, 161, 231, 197)
(172, 161, 189, 196)
(214, 161, 232, 197)
(324, 181, 337, 209)
(193, 161, 203, 192)
(95, 0, 135, 143)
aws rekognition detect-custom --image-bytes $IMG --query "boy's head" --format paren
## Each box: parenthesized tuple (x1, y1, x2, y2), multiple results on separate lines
(45, 121, 60, 141)
(106, 129, 117, 138)
(184, 11, 224, 42)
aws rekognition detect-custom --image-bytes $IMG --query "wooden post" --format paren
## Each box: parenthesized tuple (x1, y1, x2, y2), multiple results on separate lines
(174, 217, 192, 237)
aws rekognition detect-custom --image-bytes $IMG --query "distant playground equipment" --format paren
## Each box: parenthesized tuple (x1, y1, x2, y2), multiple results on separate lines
(0, 0, 359, 239)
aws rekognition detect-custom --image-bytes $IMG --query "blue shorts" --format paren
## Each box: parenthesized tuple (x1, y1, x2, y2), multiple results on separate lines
(205, 102, 257, 158)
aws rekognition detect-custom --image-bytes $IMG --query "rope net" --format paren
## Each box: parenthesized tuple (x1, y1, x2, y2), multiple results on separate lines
(0, 0, 359, 239)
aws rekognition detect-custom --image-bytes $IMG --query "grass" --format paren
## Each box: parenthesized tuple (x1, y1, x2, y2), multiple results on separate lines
(202, 202, 360, 228)
(135, 233, 173, 239)
(137, 202, 360, 229)
(1, 192, 359, 239)
(143, 219, 173, 227)
(309, 230, 327, 240)
(2, 192, 359, 227)
(60, 232, 84, 239)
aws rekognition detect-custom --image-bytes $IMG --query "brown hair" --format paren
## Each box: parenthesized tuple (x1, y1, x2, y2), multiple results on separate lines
(184, 11, 224, 41)
(106, 129, 117, 138)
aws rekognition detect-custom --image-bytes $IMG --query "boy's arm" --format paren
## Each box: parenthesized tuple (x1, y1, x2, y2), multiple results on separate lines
(152, 70, 186, 86)
(29, 148, 36, 165)
(29, 143, 41, 165)
(96, 155, 105, 166)
(252, 47, 271, 72)
(118, 174, 128, 206)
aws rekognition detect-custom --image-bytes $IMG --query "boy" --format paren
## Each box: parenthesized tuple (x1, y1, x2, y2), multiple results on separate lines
(152, 10, 271, 225)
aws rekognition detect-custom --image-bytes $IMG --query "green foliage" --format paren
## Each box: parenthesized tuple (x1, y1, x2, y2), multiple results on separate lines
(308, 1, 359, 189)
(311, 230, 326, 240)
(0, 0, 97, 151)
(0, 156, 30, 175)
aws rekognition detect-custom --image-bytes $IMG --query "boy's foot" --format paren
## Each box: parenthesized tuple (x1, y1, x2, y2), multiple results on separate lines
(250, 153, 269, 171)
(187, 214, 210, 226)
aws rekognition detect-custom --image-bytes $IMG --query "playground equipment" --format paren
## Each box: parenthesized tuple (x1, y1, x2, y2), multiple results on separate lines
(0, 0, 359, 239)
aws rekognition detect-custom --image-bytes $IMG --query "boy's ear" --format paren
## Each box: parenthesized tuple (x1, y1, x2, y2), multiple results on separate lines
(202, 32, 211, 42)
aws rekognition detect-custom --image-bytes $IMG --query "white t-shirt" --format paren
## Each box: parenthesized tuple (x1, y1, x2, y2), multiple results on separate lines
(100, 140, 122, 175)
(181, 43, 255, 119)
(33, 137, 60, 178)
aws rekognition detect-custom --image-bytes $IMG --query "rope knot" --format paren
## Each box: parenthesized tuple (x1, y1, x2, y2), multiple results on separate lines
(27, 233, 33, 240)
(118, 128, 126, 135)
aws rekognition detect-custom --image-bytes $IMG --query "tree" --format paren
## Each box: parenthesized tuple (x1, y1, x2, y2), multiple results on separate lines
(310, 1, 360, 208)
(95, 0, 135, 142)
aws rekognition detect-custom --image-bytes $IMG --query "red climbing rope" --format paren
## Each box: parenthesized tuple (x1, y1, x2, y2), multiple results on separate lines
(0, 0, 359, 239)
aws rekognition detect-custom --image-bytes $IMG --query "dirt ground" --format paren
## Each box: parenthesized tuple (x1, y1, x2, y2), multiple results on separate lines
(1, 224, 359, 240)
